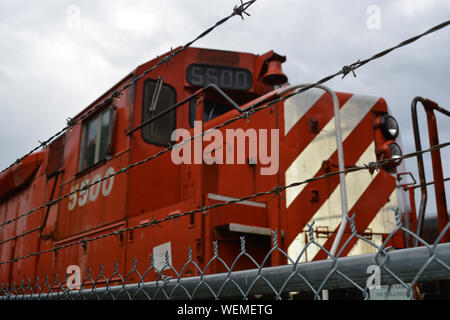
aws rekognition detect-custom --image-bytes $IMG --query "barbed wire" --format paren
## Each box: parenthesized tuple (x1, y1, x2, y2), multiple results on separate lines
(1, 18, 449, 231)
(262, 20, 450, 103)
(0, 0, 257, 177)
(0, 141, 448, 265)
(345, 20, 450, 76)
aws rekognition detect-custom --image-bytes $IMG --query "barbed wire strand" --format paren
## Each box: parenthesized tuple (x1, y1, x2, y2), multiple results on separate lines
(1, 18, 449, 232)
(0, 141, 448, 265)
(0, 0, 257, 177)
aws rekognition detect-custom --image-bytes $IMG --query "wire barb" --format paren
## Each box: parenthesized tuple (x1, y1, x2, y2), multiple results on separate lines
(157, 52, 174, 67)
(150, 215, 162, 229)
(234, 0, 252, 20)
(66, 117, 77, 128)
(365, 161, 380, 174)
(341, 65, 356, 78)
(271, 185, 285, 200)
(111, 90, 122, 100)
(38, 140, 48, 148)
(242, 107, 255, 122)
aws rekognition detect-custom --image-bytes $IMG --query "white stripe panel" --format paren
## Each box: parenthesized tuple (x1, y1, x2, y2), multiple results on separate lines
(287, 142, 378, 263)
(284, 90, 324, 135)
(367, 189, 399, 233)
(347, 189, 399, 257)
(207, 193, 266, 208)
(285, 94, 380, 208)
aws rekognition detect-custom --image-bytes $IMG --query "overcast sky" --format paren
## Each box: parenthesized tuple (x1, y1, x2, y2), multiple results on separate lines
(0, 0, 449, 215)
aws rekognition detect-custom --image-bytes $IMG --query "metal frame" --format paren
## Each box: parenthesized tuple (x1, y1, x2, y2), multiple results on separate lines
(3, 243, 449, 300)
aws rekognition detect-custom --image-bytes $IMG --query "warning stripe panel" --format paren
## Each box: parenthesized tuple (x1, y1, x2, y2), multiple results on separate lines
(287, 141, 379, 262)
(284, 94, 380, 208)
(284, 91, 323, 135)
(345, 189, 399, 257)
(283, 99, 385, 249)
(282, 91, 353, 169)
(280, 91, 399, 262)
(312, 172, 397, 261)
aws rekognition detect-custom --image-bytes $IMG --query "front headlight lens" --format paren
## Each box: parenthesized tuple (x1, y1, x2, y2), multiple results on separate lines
(381, 114, 399, 139)
(389, 142, 402, 164)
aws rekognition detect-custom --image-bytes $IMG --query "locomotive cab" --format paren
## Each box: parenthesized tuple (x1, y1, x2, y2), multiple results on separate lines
(125, 48, 288, 275)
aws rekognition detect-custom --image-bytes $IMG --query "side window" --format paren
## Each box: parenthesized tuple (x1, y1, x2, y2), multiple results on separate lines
(189, 98, 233, 128)
(142, 80, 177, 146)
(79, 108, 113, 171)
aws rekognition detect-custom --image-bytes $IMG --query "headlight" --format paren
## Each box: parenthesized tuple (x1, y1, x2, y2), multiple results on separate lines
(380, 114, 399, 140)
(389, 142, 402, 164)
(379, 141, 403, 169)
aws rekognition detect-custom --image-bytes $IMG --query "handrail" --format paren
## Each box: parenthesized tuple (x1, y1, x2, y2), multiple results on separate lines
(411, 97, 449, 245)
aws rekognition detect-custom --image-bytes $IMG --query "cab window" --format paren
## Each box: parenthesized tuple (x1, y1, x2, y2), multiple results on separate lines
(142, 79, 177, 146)
(79, 108, 113, 171)
(189, 98, 234, 128)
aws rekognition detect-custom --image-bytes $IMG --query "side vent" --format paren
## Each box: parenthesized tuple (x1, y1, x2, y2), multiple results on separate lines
(46, 135, 65, 178)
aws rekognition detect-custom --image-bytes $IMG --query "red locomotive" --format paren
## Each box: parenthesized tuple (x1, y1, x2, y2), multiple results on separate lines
(0, 47, 438, 288)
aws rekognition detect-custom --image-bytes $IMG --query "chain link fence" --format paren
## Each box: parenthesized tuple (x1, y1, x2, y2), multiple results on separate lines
(1, 209, 449, 300)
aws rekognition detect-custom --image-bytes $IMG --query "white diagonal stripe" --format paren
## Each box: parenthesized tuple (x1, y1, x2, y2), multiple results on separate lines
(208, 193, 266, 208)
(367, 189, 398, 233)
(287, 142, 378, 262)
(347, 189, 398, 257)
(284, 90, 324, 135)
(285, 94, 380, 208)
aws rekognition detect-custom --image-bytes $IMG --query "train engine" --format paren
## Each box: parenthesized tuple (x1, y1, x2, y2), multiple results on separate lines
(0, 47, 409, 287)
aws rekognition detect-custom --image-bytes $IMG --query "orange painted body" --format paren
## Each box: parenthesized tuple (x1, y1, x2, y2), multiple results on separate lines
(0, 47, 412, 287)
